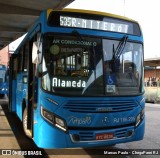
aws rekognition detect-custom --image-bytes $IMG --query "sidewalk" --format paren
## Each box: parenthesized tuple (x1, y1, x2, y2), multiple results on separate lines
(0, 104, 23, 158)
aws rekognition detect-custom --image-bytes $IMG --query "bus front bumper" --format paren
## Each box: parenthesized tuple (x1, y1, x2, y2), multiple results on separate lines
(34, 117, 145, 148)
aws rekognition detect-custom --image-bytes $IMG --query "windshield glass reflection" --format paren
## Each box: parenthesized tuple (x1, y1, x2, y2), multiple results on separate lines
(41, 34, 143, 96)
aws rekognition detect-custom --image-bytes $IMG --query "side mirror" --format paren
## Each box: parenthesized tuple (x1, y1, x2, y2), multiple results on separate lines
(32, 42, 42, 64)
(32, 42, 38, 64)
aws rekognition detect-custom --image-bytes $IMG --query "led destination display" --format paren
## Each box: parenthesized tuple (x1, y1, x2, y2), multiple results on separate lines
(48, 11, 141, 35)
(60, 16, 129, 33)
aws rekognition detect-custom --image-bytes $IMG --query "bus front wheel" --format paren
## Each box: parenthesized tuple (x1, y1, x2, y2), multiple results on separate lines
(22, 108, 32, 139)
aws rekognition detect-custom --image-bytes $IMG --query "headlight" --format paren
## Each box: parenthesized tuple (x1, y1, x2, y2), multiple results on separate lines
(41, 106, 67, 132)
(2, 88, 5, 91)
(135, 108, 145, 127)
(55, 117, 65, 127)
(42, 108, 54, 123)
(135, 114, 141, 127)
(55, 117, 66, 131)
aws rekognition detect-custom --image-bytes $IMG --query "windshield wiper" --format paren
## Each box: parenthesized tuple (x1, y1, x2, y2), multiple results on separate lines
(40, 70, 48, 77)
(114, 35, 128, 59)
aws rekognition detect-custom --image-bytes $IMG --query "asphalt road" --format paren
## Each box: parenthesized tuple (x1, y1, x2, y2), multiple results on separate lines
(0, 95, 160, 158)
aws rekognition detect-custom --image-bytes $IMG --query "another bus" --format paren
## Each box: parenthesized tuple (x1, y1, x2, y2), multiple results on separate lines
(0, 64, 8, 97)
(8, 9, 145, 148)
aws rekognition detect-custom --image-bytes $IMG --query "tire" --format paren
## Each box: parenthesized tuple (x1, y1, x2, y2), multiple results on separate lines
(22, 108, 32, 138)
(0, 94, 5, 98)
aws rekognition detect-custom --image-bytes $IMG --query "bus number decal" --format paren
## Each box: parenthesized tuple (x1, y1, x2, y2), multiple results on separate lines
(113, 117, 135, 123)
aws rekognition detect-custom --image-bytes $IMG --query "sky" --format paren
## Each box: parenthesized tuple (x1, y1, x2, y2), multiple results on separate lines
(66, 0, 160, 59)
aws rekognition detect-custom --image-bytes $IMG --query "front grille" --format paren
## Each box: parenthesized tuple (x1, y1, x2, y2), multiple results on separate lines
(79, 131, 94, 141)
(71, 127, 133, 142)
(115, 129, 128, 138)
(64, 100, 136, 113)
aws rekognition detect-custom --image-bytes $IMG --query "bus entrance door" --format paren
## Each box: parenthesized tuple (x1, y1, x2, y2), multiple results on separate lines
(26, 43, 38, 138)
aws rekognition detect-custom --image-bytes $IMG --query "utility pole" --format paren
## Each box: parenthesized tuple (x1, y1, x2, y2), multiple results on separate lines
(123, 0, 126, 16)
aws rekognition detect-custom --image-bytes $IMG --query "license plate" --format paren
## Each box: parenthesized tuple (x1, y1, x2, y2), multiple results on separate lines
(96, 133, 114, 140)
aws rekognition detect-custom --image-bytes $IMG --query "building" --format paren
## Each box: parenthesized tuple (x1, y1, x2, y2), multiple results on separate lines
(144, 58, 160, 82)
(0, 46, 9, 67)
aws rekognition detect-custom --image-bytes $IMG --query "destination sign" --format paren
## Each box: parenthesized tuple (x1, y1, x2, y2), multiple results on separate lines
(48, 11, 141, 36)
(60, 16, 129, 33)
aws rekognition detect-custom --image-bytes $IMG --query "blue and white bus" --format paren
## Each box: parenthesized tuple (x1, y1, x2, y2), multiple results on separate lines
(8, 9, 145, 148)
(0, 64, 8, 97)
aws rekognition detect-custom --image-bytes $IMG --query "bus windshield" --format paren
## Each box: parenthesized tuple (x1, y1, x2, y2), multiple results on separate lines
(42, 34, 143, 96)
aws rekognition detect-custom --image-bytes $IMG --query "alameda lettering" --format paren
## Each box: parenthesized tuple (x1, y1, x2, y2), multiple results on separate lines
(52, 78, 86, 88)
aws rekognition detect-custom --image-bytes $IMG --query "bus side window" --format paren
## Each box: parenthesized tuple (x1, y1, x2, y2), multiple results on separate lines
(23, 42, 29, 72)
(18, 48, 23, 73)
